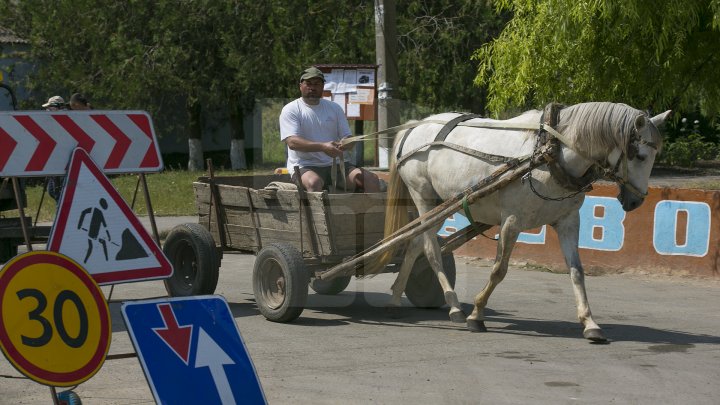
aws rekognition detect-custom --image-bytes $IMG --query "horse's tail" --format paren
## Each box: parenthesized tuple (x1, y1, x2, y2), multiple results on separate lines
(362, 127, 412, 276)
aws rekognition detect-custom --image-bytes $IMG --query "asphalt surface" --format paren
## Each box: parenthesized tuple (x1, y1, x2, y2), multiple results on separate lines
(2, 216, 719, 404)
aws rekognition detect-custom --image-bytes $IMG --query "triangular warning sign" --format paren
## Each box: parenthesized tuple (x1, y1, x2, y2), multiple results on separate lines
(48, 148, 173, 285)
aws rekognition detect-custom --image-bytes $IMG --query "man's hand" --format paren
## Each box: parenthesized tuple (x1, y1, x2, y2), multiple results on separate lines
(284, 136, 344, 157)
(322, 141, 344, 158)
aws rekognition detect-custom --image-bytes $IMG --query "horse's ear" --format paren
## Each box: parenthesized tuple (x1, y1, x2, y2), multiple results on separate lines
(650, 110, 672, 129)
(634, 114, 647, 131)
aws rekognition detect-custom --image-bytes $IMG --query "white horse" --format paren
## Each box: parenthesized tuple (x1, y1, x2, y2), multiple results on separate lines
(371, 102, 670, 342)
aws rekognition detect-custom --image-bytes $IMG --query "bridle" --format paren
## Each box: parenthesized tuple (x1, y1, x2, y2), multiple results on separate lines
(526, 110, 656, 201)
(594, 126, 658, 199)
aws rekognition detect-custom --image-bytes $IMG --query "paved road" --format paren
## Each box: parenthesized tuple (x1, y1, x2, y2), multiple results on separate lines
(2, 226, 719, 405)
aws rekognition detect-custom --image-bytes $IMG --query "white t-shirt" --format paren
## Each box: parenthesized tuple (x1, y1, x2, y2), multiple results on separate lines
(279, 98, 352, 171)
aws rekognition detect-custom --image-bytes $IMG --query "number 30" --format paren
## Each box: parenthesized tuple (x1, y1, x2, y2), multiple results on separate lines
(16, 288, 89, 348)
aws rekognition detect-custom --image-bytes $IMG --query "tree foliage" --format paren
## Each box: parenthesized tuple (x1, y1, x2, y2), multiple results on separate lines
(0, 0, 505, 156)
(474, 0, 720, 117)
(397, 1, 506, 113)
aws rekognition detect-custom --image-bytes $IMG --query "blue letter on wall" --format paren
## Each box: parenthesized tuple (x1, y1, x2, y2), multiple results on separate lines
(438, 215, 546, 244)
(579, 196, 626, 251)
(653, 201, 710, 257)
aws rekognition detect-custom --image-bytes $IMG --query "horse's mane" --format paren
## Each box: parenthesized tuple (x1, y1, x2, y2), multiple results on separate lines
(556, 102, 647, 160)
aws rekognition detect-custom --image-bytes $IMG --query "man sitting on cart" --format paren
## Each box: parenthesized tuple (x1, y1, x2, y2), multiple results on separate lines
(279, 66, 380, 193)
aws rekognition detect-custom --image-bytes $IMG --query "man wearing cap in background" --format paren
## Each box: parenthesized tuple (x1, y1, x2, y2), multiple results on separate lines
(42, 95, 67, 111)
(280, 66, 380, 192)
(42, 96, 68, 201)
(69, 93, 92, 110)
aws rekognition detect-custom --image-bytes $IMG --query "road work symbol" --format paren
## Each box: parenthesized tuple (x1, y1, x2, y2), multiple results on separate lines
(122, 295, 267, 405)
(48, 148, 172, 285)
(77, 197, 148, 263)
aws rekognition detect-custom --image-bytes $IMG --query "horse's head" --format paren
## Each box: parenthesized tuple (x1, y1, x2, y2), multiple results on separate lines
(610, 110, 671, 211)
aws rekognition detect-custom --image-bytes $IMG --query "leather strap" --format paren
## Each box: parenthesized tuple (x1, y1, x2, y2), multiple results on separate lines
(434, 113, 482, 142)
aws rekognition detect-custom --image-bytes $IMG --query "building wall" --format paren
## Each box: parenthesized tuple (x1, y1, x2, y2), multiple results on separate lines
(438, 183, 720, 277)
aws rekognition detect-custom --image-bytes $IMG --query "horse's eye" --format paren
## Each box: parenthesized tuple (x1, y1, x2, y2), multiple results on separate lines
(635, 154, 646, 162)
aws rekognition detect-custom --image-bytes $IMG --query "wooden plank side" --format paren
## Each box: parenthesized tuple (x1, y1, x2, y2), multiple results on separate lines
(330, 213, 385, 236)
(195, 174, 292, 188)
(326, 192, 387, 252)
(194, 179, 390, 258)
(326, 192, 387, 212)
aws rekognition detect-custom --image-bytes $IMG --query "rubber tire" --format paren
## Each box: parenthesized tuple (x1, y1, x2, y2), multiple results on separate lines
(163, 223, 220, 296)
(253, 243, 309, 323)
(57, 390, 82, 405)
(310, 275, 352, 295)
(404, 252, 456, 308)
(0, 240, 18, 263)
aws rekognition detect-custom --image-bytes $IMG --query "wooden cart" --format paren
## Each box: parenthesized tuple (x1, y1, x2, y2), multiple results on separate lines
(162, 174, 457, 323)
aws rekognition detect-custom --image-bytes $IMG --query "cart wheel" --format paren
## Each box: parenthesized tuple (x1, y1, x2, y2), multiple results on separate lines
(404, 252, 456, 308)
(57, 390, 82, 405)
(253, 243, 309, 322)
(310, 275, 351, 295)
(0, 240, 18, 263)
(163, 223, 220, 297)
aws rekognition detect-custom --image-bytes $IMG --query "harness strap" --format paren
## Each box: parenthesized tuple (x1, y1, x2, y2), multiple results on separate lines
(330, 155, 348, 193)
(396, 126, 415, 160)
(461, 196, 485, 235)
(396, 113, 481, 161)
(397, 140, 525, 166)
(434, 113, 482, 142)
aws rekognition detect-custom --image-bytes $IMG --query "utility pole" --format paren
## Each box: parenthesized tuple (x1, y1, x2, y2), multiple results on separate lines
(375, 0, 399, 169)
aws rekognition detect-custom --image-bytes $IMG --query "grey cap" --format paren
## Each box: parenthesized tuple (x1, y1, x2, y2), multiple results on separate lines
(300, 67, 325, 82)
(42, 95, 66, 108)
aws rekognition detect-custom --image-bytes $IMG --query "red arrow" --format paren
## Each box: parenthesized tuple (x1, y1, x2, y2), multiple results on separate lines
(0, 126, 17, 170)
(91, 114, 130, 169)
(128, 113, 160, 168)
(14, 115, 57, 172)
(152, 303, 193, 364)
(53, 114, 96, 152)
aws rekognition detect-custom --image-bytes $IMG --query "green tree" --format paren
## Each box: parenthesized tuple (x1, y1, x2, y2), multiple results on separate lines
(1, 0, 507, 169)
(396, 1, 507, 114)
(474, 0, 720, 117)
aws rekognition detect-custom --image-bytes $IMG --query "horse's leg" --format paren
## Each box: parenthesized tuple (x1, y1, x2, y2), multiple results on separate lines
(553, 213, 607, 342)
(386, 236, 423, 307)
(389, 194, 465, 322)
(466, 215, 521, 332)
(421, 227, 465, 322)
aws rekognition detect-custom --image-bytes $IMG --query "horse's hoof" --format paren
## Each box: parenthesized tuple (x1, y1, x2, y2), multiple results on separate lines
(467, 319, 487, 333)
(449, 310, 466, 323)
(583, 328, 608, 343)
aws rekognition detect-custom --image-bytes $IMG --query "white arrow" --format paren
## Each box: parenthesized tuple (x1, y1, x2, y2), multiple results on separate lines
(195, 328, 237, 405)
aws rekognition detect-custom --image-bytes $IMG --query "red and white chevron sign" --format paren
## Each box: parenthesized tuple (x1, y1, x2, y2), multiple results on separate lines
(0, 111, 163, 176)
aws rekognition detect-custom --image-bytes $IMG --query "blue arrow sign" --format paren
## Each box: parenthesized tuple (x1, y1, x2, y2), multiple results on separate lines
(121, 295, 266, 405)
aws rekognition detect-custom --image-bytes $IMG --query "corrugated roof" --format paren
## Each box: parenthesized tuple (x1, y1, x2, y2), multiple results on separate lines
(0, 27, 28, 44)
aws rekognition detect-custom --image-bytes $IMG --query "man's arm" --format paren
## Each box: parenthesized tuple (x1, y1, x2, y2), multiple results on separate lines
(284, 135, 344, 158)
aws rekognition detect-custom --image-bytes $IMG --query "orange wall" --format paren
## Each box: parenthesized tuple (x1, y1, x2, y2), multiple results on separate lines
(443, 184, 720, 278)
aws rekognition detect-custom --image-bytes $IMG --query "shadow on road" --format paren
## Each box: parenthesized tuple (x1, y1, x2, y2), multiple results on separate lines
(110, 291, 720, 348)
(229, 291, 720, 346)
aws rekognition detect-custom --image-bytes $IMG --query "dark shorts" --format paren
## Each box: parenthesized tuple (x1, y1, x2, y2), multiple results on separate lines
(291, 162, 358, 189)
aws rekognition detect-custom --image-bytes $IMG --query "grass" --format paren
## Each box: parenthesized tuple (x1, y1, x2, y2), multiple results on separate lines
(4, 169, 268, 223)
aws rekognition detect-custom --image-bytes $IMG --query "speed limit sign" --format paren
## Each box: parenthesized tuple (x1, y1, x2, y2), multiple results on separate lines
(0, 251, 111, 386)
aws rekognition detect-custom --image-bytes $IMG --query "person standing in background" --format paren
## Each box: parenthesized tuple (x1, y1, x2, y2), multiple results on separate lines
(42, 96, 67, 201)
(69, 93, 92, 110)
